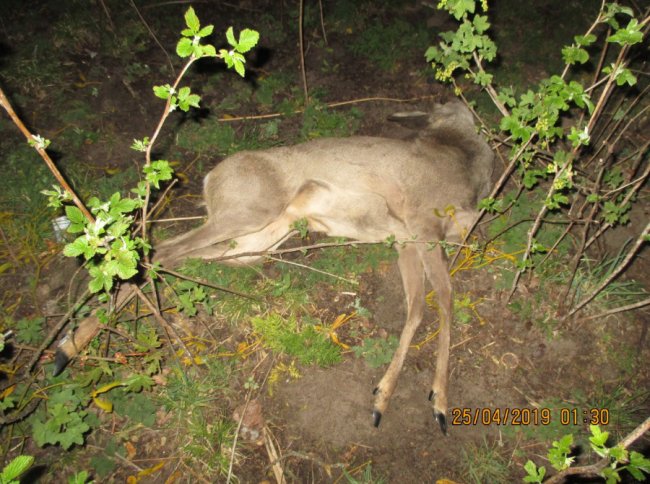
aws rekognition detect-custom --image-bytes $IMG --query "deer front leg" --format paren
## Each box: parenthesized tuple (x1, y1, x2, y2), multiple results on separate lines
(371, 244, 425, 427)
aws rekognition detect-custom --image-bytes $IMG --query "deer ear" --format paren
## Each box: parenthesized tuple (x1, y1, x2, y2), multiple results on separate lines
(387, 111, 430, 130)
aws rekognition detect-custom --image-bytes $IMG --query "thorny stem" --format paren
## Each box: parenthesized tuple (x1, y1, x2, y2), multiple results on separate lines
(141, 55, 200, 240)
(471, 51, 509, 117)
(0, 86, 94, 223)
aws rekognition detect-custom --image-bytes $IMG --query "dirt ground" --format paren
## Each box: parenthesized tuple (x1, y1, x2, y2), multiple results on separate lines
(0, 1, 648, 483)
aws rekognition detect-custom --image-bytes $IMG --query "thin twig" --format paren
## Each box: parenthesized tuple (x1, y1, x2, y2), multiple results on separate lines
(215, 95, 437, 123)
(298, 0, 309, 102)
(150, 264, 259, 300)
(560, 162, 607, 304)
(318, 0, 327, 44)
(0, 87, 93, 222)
(132, 285, 194, 362)
(0, 226, 20, 268)
(227, 391, 252, 484)
(146, 215, 205, 224)
(579, 296, 650, 322)
(265, 256, 358, 285)
(568, 222, 649, 318)
(128, 0, 175, 75)
(98, 0, 116, 33)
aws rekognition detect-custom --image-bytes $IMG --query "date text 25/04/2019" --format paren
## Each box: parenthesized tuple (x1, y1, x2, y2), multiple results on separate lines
(450, 407, 610, 427)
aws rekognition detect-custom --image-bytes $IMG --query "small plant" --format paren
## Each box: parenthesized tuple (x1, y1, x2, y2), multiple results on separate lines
(244, 376, 259, 391)
(352, 335, 398, 369)
(13, 316, 45, 344)
(462, 439, 509, 484)
(252, 312, 342, 367)
(342, 463, 388, 484)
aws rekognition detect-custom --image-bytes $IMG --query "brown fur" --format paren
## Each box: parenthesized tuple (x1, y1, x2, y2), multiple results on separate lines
(56, 101, 494, 433)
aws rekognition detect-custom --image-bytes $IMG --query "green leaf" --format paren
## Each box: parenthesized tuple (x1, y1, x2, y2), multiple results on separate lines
(446, 0, 475, 20)
(523, 460, 545, 483)
(473, 15, 490, 34)
(234, 59, 245, 77)
(131, 180, 147, 198)
(144, 160, 174, 189)
(225, 26, 236, 47)
(123, 374, 155, 393)
(609, 445, 627, 462)
(523, 169, 545, 189)
(153, 84, 172, 99)
(88, 265, 112, 293)
(575, 34, 596, 46)
(201, 44, 217, 57)
(474, 70, 492, 86)
(562, 45, 589, 65)
(629, 451, 650, 479)
(236, 28, 259, 53)
(615, 68, 636, 87)
(589, 425, 609, 456)
(197, 25, 213, 38)
(65, 205, 85, 226)
(63, 237, 91, 259)
(32, 404, 90, 450)
(548, 434, 574, 471)
(184, 7, 200, 33)
(109, 193, 138, 215)
(16, 317, 44, 344)
(175, 86, 201, 112)
(68, 470, 90, 484)
(113, 247, 138, 280)
(1, 455, 35, 482)
(176, 37, 194, 58)
(607, 19, 643, 45)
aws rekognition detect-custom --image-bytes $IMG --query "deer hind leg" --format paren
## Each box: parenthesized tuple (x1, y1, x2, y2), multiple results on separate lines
(416, 242, 452, 435)
(171, 212, 298, 266)
(371, 244, 426, 427)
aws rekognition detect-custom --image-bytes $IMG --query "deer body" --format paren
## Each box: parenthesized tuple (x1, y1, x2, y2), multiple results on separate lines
(155, 101, 494, 432)
(55, 101, 494, 433)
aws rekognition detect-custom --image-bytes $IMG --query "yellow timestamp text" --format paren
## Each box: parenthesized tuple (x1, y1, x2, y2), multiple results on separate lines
(450, 407, 610, 427)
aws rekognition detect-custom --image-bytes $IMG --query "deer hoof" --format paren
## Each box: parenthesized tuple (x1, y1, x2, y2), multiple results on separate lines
(53, 349, 69, 376)
(372, 410, 382, 427)
(433, 409, 448, 435)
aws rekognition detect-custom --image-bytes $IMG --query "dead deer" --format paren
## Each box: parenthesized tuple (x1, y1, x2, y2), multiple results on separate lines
(153, 100, 494, 433)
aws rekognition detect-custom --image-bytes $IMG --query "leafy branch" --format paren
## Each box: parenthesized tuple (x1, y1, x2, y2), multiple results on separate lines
(428, 0, 649, 312)
(0, 7, 258, 444)
(524, 418, 650, 483)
